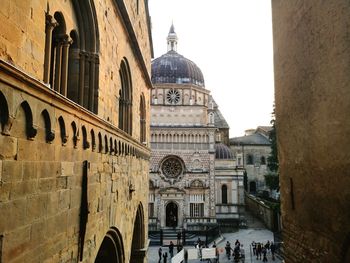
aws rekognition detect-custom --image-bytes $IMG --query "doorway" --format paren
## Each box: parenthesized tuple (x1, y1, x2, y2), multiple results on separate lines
(249, 181, 257, 193)
(166, 202, 178, 227)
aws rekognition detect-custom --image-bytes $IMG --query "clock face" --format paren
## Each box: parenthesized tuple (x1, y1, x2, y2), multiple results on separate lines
(166, 89, 180, 104)
(161, 157, 183, 178)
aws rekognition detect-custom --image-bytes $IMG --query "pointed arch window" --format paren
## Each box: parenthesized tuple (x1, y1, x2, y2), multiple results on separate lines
(119, 58, 133, 135)
(140, 94, 146, 143)
(43, 3, 99, 113)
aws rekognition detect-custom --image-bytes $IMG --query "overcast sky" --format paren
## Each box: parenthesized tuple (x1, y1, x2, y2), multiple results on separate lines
(148, 0, 275, 137)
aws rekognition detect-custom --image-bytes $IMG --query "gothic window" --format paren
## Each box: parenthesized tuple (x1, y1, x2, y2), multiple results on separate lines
(166, 89, 180, 104)
(43, 4, 99, 113)
(247, 154, 254, 165)
(222, 185, 228, 204)
(140, 94, 146, 143)
(119, 58, 133, 134)
(161, 157, 183, 178)
(261, 156, 266, 165)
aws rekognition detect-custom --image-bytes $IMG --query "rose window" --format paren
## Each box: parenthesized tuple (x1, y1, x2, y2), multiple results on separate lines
(161, 157, 183, 178)
(166, 89, 180, 104)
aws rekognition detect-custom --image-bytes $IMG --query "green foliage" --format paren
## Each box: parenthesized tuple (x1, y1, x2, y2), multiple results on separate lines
(267, 106, 279, 172)
(264, 172, 279, 190)
(265, 104, 279, 191)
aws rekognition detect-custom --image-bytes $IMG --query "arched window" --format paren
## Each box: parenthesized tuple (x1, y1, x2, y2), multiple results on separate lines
(119, 58, 133, 134)
(247, 154, 254, 165)
(140, 94, 146, 143)
(44, 2, 99, 113)
(221, 185, 228, 204)
(261, 156, 266, 165)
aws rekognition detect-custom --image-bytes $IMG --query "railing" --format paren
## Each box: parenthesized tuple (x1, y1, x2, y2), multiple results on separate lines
(184, 217, 217, 224)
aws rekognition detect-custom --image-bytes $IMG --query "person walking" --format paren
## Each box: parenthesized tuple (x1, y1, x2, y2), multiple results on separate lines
(169, 241, 174, 258)
(262, 247, 268, 262)
(163, 252, 168, 263)
(252, 241, 256, 256)
(270, 242, 276, 261)
(158, 247, 162, 262)
(225, 241, 231, 260)
(256, 243, 262, 260)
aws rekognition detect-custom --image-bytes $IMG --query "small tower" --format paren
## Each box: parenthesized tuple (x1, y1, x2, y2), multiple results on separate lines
(167, 23, 178, 52)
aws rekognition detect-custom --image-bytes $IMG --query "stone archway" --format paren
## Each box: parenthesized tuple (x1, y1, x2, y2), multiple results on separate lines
(166, 202, 178, 227)
(131, 204, 146, 263)
(95, 228, 124, 263)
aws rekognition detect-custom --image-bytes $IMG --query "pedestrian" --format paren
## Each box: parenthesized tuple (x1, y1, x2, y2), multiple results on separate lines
(177, 231, 181, 245)
(265, 240, 271, 253)
(235, 239, 241, 247)
(169, 241, 174, 258)
(163, 252, 168, 263)
(252, 241, 256, 256)
(270, 242, 276, 261)
(262, 247, 268, 262)
(158, 247, 162, 262)
(257, 243, 262, 260)
(240, 244, 245, 260)
(225, 241, 231, 260)
(233, 245, 240, 263)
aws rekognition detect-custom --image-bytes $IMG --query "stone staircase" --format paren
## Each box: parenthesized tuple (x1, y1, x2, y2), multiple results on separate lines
(149, 228, 197, 246)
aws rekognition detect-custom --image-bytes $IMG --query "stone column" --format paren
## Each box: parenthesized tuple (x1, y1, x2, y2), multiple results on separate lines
(60, 34, 72, 96)
(54, 37, 63, 92)
(43, 14, 57, 84)
(88, 53, 96, 111)
(78, 51, 86, 106)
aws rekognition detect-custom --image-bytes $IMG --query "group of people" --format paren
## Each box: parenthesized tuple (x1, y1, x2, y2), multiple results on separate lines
(225, 239, 245, 262)
(158, 241, 183, 263)
(251, 241, 277, 262)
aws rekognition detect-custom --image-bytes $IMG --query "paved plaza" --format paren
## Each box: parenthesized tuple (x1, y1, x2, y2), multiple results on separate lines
(147, 212, 283, 263)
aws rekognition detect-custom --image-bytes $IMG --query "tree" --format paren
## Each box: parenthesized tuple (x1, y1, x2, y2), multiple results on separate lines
(265, 105, 279, 191)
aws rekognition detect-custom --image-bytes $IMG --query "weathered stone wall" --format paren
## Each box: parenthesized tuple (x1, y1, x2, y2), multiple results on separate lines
(0, 0, 152, 262)
(245, 194, 275, 231)
(272, 1, 350, 262)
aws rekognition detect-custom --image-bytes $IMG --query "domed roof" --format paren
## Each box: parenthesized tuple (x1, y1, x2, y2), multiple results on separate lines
(215, 143, 233, 159)
(151, 24, 205, 87)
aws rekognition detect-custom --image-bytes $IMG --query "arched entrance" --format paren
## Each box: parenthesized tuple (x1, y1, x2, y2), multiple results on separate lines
(131, 204, 146, 263)
(166, 202, 178, 227)
(95, 228, 124, 263)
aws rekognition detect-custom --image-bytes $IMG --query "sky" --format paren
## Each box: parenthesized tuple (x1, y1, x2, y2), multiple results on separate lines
(148, 0, 275, 137)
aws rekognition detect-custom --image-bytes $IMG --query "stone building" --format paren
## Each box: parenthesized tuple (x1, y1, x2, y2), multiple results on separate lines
(272, 1, 350, 262)
(0, 1, 152, 262)
(148, 25, 244, 230)
(230, 126, 271, 193)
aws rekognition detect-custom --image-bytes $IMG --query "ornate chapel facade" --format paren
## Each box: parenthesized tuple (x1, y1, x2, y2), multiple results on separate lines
(148, 25, 244, 230)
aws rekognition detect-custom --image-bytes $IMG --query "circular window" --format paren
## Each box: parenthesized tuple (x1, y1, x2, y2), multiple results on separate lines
(166, 89, 180, 104)
(161, 157, 183, 178)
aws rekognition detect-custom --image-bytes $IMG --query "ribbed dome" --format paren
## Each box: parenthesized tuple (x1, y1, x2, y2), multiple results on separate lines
(151, 51, 205, 87)
(215, 143, 233, 159)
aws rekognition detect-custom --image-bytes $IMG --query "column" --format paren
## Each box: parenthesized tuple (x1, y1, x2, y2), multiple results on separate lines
(78, 51, 86, 106)
(54, 37, 63, 92)
(43, 14, 57, 84)
(60, 34, 72, 96)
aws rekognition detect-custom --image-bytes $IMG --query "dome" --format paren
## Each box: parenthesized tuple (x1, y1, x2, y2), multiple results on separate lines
(151, 51, 205, 87)
(215, 143, 233, 159)
(151, 24, 205, 87)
